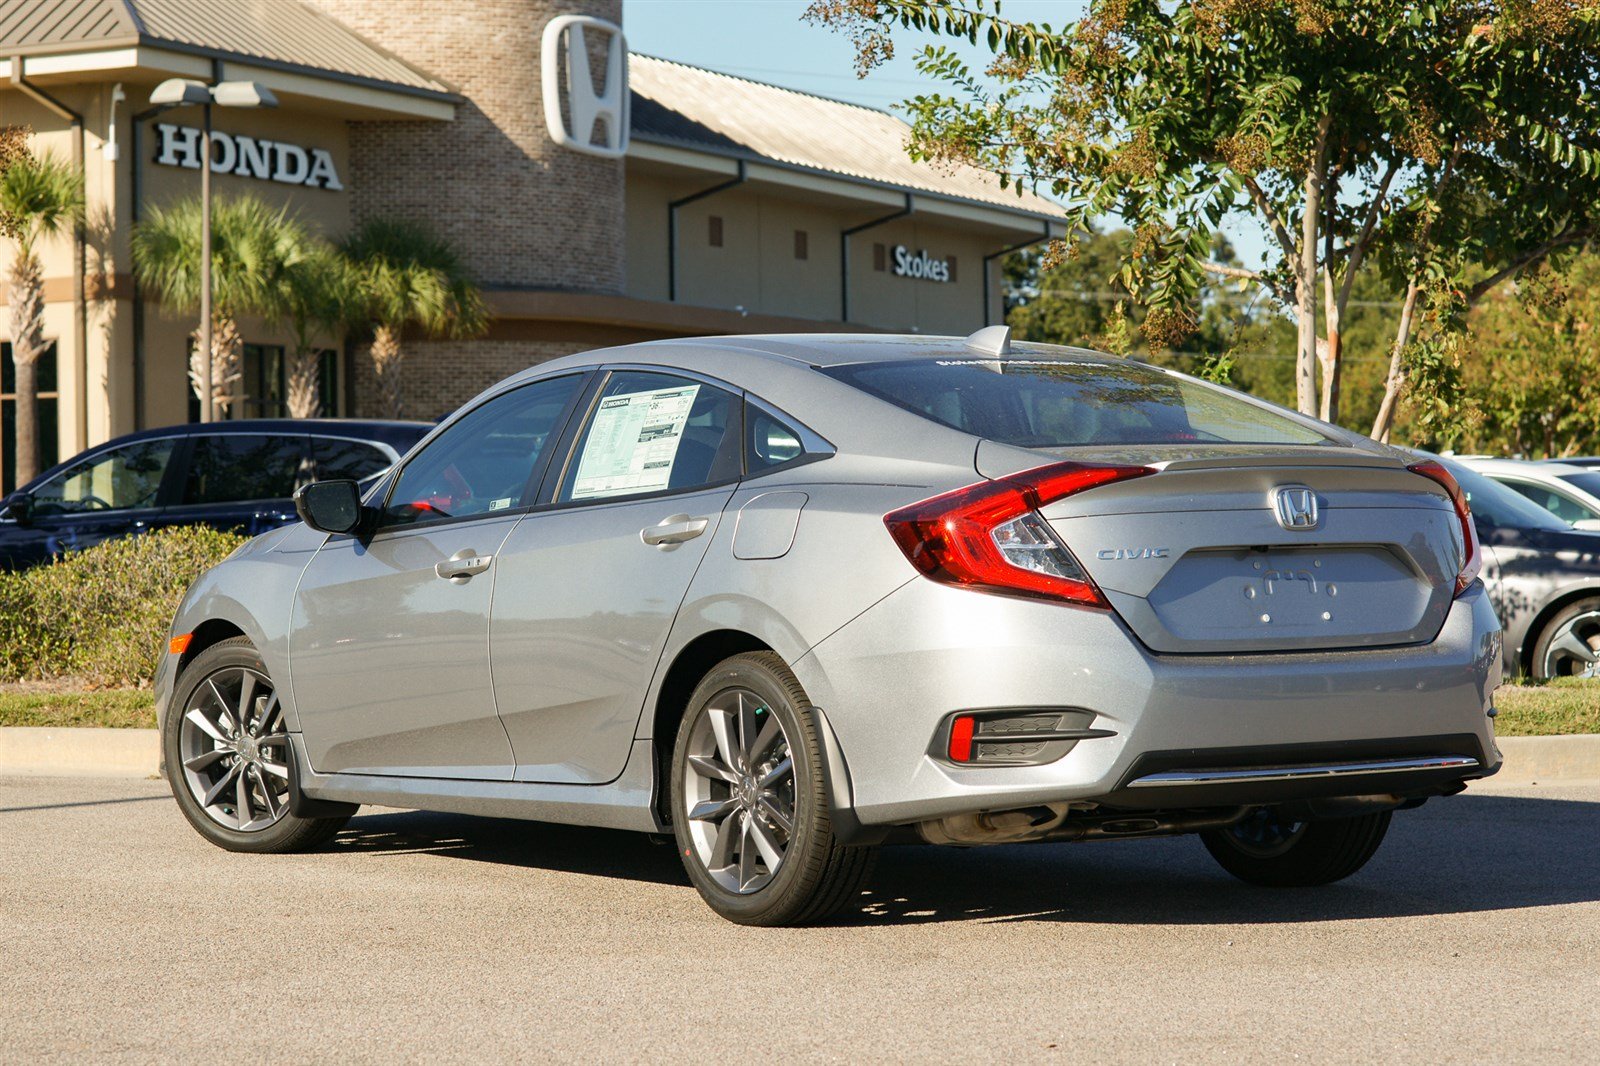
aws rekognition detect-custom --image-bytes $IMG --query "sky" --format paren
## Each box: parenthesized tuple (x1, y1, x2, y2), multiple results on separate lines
(622, 0, 1272, 270)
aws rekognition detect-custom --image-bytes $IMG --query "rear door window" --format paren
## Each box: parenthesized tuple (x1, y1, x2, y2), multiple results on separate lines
(182, 435, 311, 505)
(822, 357, 1331, 448)
(312, 437, 395, 483)
(1501, 479, 1600, 524)
(747, 404, 805, 473)
(556, 371, 740, 503)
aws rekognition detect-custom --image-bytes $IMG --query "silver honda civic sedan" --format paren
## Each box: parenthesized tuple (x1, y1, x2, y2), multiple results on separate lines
(154, 329, 1502, 925)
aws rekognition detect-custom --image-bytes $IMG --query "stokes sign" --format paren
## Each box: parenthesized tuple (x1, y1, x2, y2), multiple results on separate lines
(892, 245, 952, 283)
(153, 123, 343, 190)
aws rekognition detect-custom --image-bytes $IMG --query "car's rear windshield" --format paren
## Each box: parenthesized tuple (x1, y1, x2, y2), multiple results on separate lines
(820, 357, 1332, 448)
(1555, 470, 1600, 500)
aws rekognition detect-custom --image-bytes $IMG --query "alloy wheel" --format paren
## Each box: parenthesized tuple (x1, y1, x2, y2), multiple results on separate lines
(177, 666, 291, 831)
(1222, 807, 1307, 858)
(682, 688, 796, 894)
(1542, 610, 1600, 679)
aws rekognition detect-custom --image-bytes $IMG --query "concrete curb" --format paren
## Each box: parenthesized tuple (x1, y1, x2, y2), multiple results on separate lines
(0, 727, 160, 778)
(1, 728, 1598, 785)
(1491, 735, 1600, 783)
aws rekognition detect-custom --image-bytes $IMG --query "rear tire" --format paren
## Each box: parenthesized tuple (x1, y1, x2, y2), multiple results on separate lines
(1200, 807, 1391, 887)
(670, 651, 876, 925)
(165, 636, 352, 854)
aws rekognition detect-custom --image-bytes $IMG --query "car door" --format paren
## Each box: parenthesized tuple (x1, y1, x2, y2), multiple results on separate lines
(289, 373, 586, 779)
(2, 436, 181, 566)
(155, 432, 311, 536)
(490, 369, 743, 784)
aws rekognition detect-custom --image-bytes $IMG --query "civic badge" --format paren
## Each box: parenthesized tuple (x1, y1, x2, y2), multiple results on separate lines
(1272, 485, 1320, 531)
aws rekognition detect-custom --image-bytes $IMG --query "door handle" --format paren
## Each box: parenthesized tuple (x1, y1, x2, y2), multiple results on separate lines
(435, 550, 493, 582)
(641, 514, 709, 549)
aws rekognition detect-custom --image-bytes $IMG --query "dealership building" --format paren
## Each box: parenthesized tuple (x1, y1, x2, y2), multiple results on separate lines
(0, 0, 1064, 490)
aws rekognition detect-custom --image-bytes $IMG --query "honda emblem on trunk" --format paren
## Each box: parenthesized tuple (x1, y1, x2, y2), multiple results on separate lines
(1273, 486, 1320, 531)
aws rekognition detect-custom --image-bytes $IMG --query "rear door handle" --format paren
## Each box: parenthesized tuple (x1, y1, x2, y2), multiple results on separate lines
(641, 514, 709, 548)
(436, 550, 493, 582)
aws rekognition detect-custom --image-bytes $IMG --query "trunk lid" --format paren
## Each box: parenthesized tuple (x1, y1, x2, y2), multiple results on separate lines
(977, 441, 1463, 654)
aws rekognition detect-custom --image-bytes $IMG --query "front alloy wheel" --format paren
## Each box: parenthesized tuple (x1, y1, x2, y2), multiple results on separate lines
(165, 637, 352, 853)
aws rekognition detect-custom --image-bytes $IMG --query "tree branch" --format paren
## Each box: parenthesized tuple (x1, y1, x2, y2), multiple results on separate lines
(1202, 262, 1262, 281)
(1466, 221, 1596, 306)
(1242, 175, 1300, 270)
(1336, 160, 1398, 311)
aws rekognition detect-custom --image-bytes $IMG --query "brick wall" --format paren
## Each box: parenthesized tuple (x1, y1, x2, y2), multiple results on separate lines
(306, 0, 626, 293)
(350, 339, 589, 419)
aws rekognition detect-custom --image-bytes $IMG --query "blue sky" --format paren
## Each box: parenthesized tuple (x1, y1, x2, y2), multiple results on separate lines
(622, 0, 1271, 270)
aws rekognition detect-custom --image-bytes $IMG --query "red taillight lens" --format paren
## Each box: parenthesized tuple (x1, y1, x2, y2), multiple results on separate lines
(884, 462, 1155, 606)
(1407, 460, 1482, 597)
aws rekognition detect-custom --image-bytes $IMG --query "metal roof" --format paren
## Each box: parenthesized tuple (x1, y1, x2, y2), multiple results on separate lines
(630, 54, 1064, 221)
(0, 0, 454, 99)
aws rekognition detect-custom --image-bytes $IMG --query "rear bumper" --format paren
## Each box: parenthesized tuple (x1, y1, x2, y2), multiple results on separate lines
(796, 578, 1503, 827)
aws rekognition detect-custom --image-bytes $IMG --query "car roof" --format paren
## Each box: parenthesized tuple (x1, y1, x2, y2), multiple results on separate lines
(1463, 457, 1593, 477)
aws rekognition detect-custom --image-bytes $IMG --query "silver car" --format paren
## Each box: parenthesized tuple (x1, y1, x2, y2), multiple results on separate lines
(155, 329, 1502, 925)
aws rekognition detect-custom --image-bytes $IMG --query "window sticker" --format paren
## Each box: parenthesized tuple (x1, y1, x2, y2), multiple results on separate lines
(571, 385, 701, 500)
(488, 497, 513, 511)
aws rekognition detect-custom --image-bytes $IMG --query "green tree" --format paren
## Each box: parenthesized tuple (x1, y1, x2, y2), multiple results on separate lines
(339, 219, 486, 419)
(132, 195, 313, 417)
(0, 136, 84, 484)
(1457, 250, 1600, 457)
(808, 0, 1600, 440)
(276, 242, 356, 418)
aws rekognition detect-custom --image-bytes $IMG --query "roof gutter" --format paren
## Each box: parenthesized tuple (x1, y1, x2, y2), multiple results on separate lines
(840, 194, 913, 323)
(11, 55, 88, 453)
(982, 222, 1053, 327)
(667, 160, 746, 302)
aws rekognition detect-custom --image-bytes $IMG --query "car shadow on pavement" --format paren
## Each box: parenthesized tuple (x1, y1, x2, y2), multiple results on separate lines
(328, 792, 1600, 924)
(843, 793, 1600, 926)
(328, 808, 689, 887)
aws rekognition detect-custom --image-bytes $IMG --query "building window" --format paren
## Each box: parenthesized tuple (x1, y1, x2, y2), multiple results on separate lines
(1, 342, 60, 494)
(873, 243, 887, 272)
(794, 230, 808, 260)
(187, 343, 341, 422)
(708, 215, 724, 247)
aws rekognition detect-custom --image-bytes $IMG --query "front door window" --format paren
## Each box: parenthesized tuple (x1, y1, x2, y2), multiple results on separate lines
(30, 438, 176, 517)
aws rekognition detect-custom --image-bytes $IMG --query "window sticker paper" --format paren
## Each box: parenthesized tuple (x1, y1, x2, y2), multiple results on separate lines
(571, 384, 700, 500)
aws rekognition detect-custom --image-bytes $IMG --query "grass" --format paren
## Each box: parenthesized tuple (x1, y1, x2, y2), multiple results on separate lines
(0, 688, 156, 729)
(1493, 678, 1600, 737)
(0, 681, 1594, 736)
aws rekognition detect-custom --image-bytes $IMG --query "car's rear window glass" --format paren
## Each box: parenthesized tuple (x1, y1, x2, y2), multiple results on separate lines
(183, 435, 310, 504)
(313, 437, 393, 483)
(1555, 471, 1600, 502)
(821, 357, 1331, 448)
(747, 405, 804, 472)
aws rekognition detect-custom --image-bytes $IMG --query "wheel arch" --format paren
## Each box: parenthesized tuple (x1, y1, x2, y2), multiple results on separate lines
(176, 618, 249, 675)
(1520, 583, 1600, 676)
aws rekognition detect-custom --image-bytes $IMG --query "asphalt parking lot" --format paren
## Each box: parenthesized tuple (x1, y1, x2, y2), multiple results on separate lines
(4, 775, 1598, 1063)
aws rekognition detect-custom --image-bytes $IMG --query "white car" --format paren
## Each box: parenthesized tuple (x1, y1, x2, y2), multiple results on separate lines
(1457, 457, 1600, 531)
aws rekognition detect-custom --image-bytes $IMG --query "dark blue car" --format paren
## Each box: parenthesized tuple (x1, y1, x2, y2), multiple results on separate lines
(0, 419, 431, 569)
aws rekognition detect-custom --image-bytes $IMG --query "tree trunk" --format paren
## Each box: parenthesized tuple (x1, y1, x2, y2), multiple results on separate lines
(7, 251, 47, 485)
(371, 324, 404, 419)
(1371, 281, 1421, 443)
(189, 314, 243, 418)
(286, 346, 321, 419)
(1296, 115, 1332, 417)
(1320, 254, 1341, 423)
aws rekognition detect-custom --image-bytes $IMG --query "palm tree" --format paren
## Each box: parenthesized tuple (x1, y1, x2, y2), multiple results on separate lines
(0, 148, 84, 484)
(132, 194, 309, 417)
(340, 219, 486, 418)
(278, 242, 356, 418)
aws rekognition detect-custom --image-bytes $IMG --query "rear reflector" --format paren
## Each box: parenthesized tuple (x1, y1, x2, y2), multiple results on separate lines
(884, 462, 1154, 606)
(941, 709, 1116, 766)
(1406, 460, 1482, 597)
(947, 715, 976, 762)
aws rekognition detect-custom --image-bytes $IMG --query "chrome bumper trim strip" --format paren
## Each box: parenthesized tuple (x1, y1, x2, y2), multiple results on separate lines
(1126, 754, 1482, 788)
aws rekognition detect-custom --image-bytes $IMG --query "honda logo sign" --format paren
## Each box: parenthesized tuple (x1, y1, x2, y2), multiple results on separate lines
(541, 15, 629, 159)
(1272, 485, 1320, 531)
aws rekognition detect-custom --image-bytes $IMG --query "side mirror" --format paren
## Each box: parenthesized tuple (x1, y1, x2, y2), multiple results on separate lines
(294, 480, 363, 535)
(3, 491, 33, 526)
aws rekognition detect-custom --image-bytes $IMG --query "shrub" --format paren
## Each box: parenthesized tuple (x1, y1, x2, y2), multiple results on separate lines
(0, 526, 247, 687)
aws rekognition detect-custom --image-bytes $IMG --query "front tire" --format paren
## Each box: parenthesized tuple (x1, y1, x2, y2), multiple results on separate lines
(1200, 807, 1391, 887)
(164, 636, 351, 853)
(670, 651, 876, 925)
(1530, 597, 1600, 681)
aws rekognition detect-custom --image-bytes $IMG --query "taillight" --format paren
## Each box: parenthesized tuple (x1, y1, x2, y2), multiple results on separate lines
(883, 462, 1155, 606)
(1407, 460, 1482, 597)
